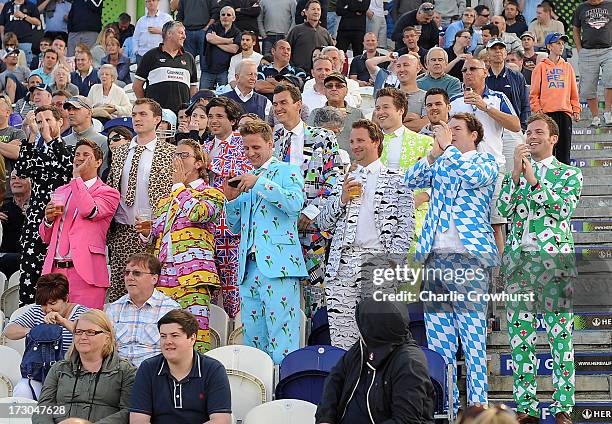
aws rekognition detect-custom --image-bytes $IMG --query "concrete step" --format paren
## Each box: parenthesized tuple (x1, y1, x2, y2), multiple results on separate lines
(488, 375, 611, 396)
(572, 149, 612, 160)
(572, 165, 612, 177)
(574, 232, 612, 244)
(576, 196, 612, 209)
(490, 351, 612, 377)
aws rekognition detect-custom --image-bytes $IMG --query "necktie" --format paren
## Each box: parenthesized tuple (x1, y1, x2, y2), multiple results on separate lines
(57, 193, 73, 257)
(281, 130, 293, 163)
(125, 145, 146, 207)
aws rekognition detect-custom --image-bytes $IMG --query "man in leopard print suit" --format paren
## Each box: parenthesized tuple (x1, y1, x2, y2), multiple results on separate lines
(106, 99, 174, 303)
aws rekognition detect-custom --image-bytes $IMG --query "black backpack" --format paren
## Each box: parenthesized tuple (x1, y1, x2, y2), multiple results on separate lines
(20, 323, 64, 400)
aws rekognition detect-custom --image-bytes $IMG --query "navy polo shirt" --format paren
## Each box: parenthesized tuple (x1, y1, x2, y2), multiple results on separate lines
(129, 351, 232, 423)
(486, 65, 529, 130)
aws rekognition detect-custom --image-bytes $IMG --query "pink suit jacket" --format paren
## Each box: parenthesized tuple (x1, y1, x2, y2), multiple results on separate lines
(39, 177, 121, 288)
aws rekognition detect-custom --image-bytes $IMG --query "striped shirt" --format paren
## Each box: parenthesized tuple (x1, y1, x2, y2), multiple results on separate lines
(104, 289, 180, 367)
(10, 304, 88, 350)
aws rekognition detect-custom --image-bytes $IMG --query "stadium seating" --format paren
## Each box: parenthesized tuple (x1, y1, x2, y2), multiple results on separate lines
(244, 399, 317, 424)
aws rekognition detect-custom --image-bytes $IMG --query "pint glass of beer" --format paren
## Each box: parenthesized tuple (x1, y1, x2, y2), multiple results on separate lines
(136, 208, 153, 232)
(348, 173, 362, 199)
(51, 193, 66, 215)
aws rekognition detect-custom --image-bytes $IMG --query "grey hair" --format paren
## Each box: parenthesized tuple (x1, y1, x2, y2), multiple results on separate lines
(235, 59, 258, 76)
(426, 46, 448, 63)
(97, 64, 118, 81)
(321, 46, 344, 71)
(313, 106, 344, 132)
(220, 5, 235, 16)
(162, 20, 185, 41)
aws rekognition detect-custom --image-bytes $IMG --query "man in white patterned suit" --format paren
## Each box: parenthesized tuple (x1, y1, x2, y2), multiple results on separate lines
(405, 112, 499, 414)
(317, 119, 415, 350)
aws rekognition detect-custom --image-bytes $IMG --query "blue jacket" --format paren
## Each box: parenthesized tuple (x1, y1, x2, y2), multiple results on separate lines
(70, 69, 101, 97)
(486, 66, 530, 130)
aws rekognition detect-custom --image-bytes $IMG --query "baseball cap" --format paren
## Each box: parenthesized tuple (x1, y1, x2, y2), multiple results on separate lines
(274, 74, 304, 91)
(418, 2, 435, 15)
(5, 48, 20, 56)
(324, 72, 347, 85)
(544, 32, 569, 46)
(486, 38, 507, 49)
(520, 31, 537, 41)
(29, 83, 53, 95)
(63, 95, 92, 110)
(102, 117, 134, 136)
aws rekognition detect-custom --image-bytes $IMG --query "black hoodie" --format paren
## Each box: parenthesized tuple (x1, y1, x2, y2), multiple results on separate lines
(316, 299, 435, 424)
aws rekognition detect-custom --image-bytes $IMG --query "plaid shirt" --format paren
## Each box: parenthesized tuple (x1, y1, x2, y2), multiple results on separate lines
(105, 289, 180, 367)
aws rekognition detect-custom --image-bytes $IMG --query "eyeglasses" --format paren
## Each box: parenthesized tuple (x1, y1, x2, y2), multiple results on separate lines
(109, 135, 127, 143)
(174, 152, 196, 159)
(325, 83, 346, 89)
(459, 35, 472, 39)
(75, 329, 105, 337)
(123, 270, 155, 277)
(461, 66, 486, 73)
(221, 13, 234, 17)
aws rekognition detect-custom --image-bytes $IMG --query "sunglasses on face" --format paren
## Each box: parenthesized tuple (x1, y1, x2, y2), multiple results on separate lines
(462, 66, 485, 73)
(325, 83, 346, 89)
(109, 135, 127, 143)
(123, 269, 154, 277)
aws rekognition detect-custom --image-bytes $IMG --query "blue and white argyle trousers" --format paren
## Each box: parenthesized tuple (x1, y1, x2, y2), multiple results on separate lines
(422, 252, 490, 412)
(240, 258, 302, 364)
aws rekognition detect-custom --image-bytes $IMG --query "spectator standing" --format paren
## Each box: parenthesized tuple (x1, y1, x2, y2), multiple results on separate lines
(255, 39, 307, 99)
(528, 3, 565, 47)
(105, 99, 174, 303)
(223, 59, 272, 120)
(39, 0, 71, 41)
(134, 21, 198, 115)
(366, 0, 386, 48)
(177, 0, 217, 69)
(129, 310, 232, 423)
(417, 47, 463, 98)
(504, 0, 527, 36)
(444, 8, 480, 52)
(530, 32, 581, 164)
(0, 172, 29, 276)
(30, 48, 58, 85)
(572, 0, 612, 127)
(491, 15, 524, 54)
(258, 0, 296, 56)
(15, 104, 74, 305)
(396, 54, 428, 132)
(105, 253, 180, 366)
(287, 0, 333, 74)
(39, 139, 120, 308)
(349, 32, 381, 85)
(224, 120, 307, 364)
(392, 3, 439, 51)
(0, 0, 41, 65)
(519, 31, 539, 71)
(201, 6, 241, 90)
(228, 31, 263, 88)
(316, 299, 435, 423)
(133, 0, 173, 63)
(66, 0, 102, 55)
(221, 0, 261, 35)
(100, 36, 131, 85)
(392, 0, 426, 22)
(70, 50, 100, 97)
(272, 83, 341, 315)
(317, 123, 415, 350)
(62, 95, 109, 176)
(435, 0, 466, 27)
(295, 0, 329, 27)
(335, 0, 370, 57)
(309, 72, 364, 154)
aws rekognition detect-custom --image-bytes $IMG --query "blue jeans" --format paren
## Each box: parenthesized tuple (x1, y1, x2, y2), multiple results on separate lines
(200, 70, 228, 90)
(327, 12, 339, 38)
(185, 29, 205, 65)
(262, 34, 285, 56)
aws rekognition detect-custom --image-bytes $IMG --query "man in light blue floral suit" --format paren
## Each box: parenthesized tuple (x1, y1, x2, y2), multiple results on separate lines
(225, 120, 308, 364)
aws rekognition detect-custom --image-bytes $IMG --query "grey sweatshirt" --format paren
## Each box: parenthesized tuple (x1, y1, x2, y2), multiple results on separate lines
(435, 0, 466, 19)
(258, 0, 296, 36)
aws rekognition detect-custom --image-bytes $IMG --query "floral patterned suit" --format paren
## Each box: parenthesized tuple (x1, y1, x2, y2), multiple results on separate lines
(497, 157, 583, 418)
(225, 157, 307, 364)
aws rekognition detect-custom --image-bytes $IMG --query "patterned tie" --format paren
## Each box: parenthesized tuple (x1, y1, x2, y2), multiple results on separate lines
(280, 130, 293, 163)
(125, 145, 146, 207)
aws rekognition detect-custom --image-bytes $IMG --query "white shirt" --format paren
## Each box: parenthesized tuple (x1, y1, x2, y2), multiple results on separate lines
(234, 86, 272, 117)
(302, 78, 362, 107)
(520, 155, 554, 251)
(383, 125, 406, 171)
(431, 150, 478, 253)
(115, 138, 157, 225)
(369, 0, 385, 16)
(353, 159, 385, 250)
(286, 121, 305, 167)
(228, 51, 263, 83)
(301, 87, 328, 112)
(133, 11, 173, 56)
(54, 177, 97, 259)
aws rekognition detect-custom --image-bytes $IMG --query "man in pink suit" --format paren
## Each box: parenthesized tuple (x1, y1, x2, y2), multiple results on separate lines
(39, 139, 121, 309)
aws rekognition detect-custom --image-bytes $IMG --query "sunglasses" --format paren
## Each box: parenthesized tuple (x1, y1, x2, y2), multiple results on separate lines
(123, 269, 155, 277)
(221, 13, 234, 17)
(462, 66, 485, 73)
(109, 134, 127, 143)
(422, 7, 434, 11)
(325, 83, 346, 89)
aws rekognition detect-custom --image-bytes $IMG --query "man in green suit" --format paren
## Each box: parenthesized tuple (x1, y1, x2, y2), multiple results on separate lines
(497, 113, 583, 424)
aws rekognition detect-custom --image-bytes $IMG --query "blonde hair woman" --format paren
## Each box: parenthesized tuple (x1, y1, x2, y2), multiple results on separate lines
(32, 310, 136, 424)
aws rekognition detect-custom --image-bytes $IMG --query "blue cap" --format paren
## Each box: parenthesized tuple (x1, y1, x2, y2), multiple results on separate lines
(544, 32, 569, 46)
(102, 117, 134, 136)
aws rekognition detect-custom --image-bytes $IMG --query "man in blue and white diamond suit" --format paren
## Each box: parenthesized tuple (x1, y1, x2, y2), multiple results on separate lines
(405, 113, 500, 413)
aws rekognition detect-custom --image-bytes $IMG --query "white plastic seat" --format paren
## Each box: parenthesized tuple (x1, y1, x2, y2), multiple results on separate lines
(0, 271, 7, 291)
(244, 399, 317, 424)
(1, 286, 20, 319)
(0, 396, 38, 423)
(9, 304, 34, 323)
(7, 271, 19, 288)
(300, 309, 307, 348)
(209, 304, 229, 349)
(205, 345, 274, 422)
(0, 310, 4, 332)
(1, 337, 25, 356)
(0, 346, 22, 389)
